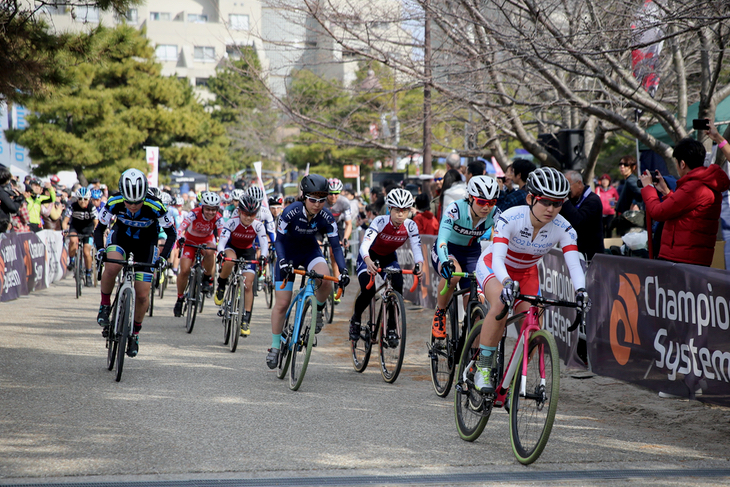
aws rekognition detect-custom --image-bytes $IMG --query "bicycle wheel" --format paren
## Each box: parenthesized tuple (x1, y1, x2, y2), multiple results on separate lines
(230, 279, 244, 353)
(378, 291, 407, 383)
(198, 273, 206, 313)
(289, 296, 316, 391)
(115, 288, 133, 382)
(148, 269, 155, 317)
(351, 296, 374, 373)
(263, 274, 273, 309)
(158, 268, 166, 299)
(509, 330, 560, 465)
(429, 300, 458, 397)
(185, 269, 199, 334)
(106, 300, 119, 371)
(277, 311, 293, 380)
(75, 258, 82, 299)
(325, 286, 335, 323)
(454, 323, 492, 441)
(222, 282, 234, 345)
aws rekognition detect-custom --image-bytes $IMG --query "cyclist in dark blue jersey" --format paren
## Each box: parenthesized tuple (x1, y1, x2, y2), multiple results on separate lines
(94, 169, 176, 357)
(266, 174, 350, 369)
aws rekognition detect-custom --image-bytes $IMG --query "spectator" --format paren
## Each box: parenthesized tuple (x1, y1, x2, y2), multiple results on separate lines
(466, 161, 485, 182)
(413, 193, 439, 235)
(596, 173, 620, 237)
(496, 158, 536, 212)
(616, 155, 642, 215)
(220, 178, 235, 193)
(639, 137, 729, 267)
(446, 152, 466, 181)
(560, 171, 605, 260)
(0, 168, 25, 233)
(25, 179, 56, 232)
(234, 175, 246, 190)
(440, 169, 467, 216)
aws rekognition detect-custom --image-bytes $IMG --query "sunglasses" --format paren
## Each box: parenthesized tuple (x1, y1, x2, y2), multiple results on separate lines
(306, 196, 327, 204)
(535, 196, 564, 208)
(472, 197, 497, 207)
(433, 177, 444, 182)
(240, 211, 257, 217)
(618, 162, 633, 167)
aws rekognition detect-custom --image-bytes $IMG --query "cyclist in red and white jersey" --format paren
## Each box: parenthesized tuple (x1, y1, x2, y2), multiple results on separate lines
(174, 191, 224, 317)
(474, 167, 590, 392)
(348, 188, 424, 342)
(215, 194, 269, 335)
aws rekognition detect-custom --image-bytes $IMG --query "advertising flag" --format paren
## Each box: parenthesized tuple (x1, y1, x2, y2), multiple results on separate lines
(145, 146, 159, 187)
(631, 0, 665, 98)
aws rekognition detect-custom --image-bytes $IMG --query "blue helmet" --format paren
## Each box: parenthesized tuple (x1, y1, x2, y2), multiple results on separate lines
(75, 187, 91, 200)
(90, 189, 103, 200)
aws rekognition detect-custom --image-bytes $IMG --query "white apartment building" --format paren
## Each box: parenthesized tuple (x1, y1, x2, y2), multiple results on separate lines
(39, 0, 267, 100)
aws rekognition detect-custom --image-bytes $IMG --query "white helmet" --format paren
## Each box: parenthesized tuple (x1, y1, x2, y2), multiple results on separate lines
(467, 175, 499, 200)
(221, 192, 233, 204)
(231, 189, 244, 201)
(119, 168, 148, 204)
(160, 192, 172, 206)
(328, 178, 343, 194)
(246, 186, 265, 202)
(526, 167, 570, 200)
(148, 187, 163, 199)
(174, 196, 184, 206)
(199, 191, 221, 207)
(385, 188, 415, 209)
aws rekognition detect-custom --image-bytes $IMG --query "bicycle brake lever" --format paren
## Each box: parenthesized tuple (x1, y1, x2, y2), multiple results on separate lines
(567, 311, 582, 332)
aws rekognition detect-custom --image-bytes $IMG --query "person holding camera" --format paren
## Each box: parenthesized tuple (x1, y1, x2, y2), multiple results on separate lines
(0, 168, 26, 233)
(639, 136, 730, 267)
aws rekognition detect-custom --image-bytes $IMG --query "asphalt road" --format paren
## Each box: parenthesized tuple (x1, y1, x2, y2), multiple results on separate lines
(1, 277, 729, 486)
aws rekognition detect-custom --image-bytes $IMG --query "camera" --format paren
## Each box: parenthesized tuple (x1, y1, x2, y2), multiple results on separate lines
(652, 170, 661, 183)
(693, 118, 710, 131)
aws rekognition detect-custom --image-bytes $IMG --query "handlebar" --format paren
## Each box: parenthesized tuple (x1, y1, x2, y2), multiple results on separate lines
(96, 253, 162, 281)
(495, 291, 587, 331)
(439, 271, 476, 296)
(177, 242, 211, 259)
(366, 268, 419, 293)
(278, 268, 343, 300)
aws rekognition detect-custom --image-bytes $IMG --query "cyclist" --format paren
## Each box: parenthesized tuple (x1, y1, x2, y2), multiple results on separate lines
(325, 178, 352, 256)
(220, 191, 235, 221)
(174, 191, 224, 317)
(245, 186, 276, 243)
(266, 174, 350, 369)
(94, 169, 176, 357)
(62, 187, 98, 287)
(473, 167, 589, 392)
(348, 188, 424, 343)
(90, 189, 105, 212)
(215, 194, 269, 335)
(432, 175, 500, 340)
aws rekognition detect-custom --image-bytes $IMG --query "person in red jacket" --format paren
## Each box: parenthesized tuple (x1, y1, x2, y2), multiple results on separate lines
(412, 193, 438, 235)
(639, 137, 730, 267)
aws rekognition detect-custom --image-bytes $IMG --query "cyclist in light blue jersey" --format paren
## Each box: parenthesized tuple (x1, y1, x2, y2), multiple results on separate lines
(431, 175, 500, 340)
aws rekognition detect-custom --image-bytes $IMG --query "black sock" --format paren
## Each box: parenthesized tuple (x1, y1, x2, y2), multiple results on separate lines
(217, 277, 227, 289)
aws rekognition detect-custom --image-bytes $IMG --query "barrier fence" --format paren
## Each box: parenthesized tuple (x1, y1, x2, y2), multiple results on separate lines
(4, 231, 729, 406)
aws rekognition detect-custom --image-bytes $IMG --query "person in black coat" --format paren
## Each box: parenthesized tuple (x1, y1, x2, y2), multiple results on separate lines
(560, 170, 605, 260)
(0, 168, 25, 233)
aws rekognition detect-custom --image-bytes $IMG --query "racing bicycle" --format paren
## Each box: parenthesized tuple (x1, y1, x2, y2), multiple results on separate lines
(428, 271, 489, 397)
(218, 256, 259, 353)
(454, 284, 586, 464)
(179, 243, 211, 334)
(275, 267, 341, 391)
(350, 265, 418, 384)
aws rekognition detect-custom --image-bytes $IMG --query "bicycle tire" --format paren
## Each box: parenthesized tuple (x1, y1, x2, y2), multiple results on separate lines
(276, 309, 293, 380)
(351, 295, 374, 373)
(222, 281, 234, 345)
(106, 300, 119, 371)
(326, 287, 335, 323)
(230, 278, 244, 353)
(148, 269, 155, 317)
(289, 296, 316, 391)
(75, 258, 82, 299)
(454, 323, 492, 441)
(115, 288, 133, 382)
(185, 268, 199, 334)
(158, 268, 166, 299)
(198, 272, 206, 313)
(378, 291, 407, 383)
(509, 329, 560, 465)
(264, 274, 273, 309)
(430, 300, 458, 397)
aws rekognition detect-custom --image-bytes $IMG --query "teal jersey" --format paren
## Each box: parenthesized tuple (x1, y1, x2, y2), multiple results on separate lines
(436, 199, 499, 263)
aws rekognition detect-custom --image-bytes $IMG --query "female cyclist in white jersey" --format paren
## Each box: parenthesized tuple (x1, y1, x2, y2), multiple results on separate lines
(473, 167, 590, 392)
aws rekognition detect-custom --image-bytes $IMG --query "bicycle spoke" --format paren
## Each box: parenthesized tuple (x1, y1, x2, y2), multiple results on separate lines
(454, 323, 492, 441)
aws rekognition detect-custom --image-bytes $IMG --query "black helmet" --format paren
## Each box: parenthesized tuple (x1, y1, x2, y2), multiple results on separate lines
(299, 174, 328, 195)
(238, 194, 261, 213)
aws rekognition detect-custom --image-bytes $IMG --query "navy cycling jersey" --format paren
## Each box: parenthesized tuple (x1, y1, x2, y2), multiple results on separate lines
(275, 201, 346, 271)
(94, 192, 177, 259)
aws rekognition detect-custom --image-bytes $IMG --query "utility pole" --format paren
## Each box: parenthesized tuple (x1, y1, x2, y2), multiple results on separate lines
(422, 0, 433, 175)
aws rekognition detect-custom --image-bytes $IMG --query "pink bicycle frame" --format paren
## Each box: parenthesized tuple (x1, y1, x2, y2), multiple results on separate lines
(493, 304, 542, 407)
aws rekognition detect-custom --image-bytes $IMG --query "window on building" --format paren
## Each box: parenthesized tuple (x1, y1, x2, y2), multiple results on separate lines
(229, 14, 249, 31)
(150, 12, 171, 21)
(155, 45, 178, 62)
(188, 14, 208, 23)
(194, 46, 216, 62)
(76, 6, 100, 22)
(125, 9, 138, 23)
(195, 78, 209, 87)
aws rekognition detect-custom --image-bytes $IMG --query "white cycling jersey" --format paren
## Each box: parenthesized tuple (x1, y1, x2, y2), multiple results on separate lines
(482, 205, 585, 290)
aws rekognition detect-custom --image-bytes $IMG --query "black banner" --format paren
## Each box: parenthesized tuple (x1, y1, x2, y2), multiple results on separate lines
(587, 254, 730, 407)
